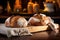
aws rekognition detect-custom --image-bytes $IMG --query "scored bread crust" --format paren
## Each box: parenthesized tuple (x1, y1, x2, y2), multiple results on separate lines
(5, 16, 27, 28)
(10, 16, 21, 28)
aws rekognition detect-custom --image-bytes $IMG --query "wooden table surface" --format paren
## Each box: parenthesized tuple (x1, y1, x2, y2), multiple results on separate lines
(0, 24, 60, 40)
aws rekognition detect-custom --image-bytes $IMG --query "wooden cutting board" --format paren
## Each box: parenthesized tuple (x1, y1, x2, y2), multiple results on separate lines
(26, 26, 48, 32)
(0, 24, 48, 32)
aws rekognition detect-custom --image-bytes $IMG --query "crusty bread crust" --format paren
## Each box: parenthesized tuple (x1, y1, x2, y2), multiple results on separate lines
(10, 16, 21, 28)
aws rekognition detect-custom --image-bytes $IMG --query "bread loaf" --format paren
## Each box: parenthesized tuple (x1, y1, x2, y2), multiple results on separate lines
(5, 16, 28, 28)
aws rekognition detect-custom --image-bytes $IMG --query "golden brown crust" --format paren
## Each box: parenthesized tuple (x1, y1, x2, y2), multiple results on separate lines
(10, 16, 21, 28)
(28, 14, 45, 26)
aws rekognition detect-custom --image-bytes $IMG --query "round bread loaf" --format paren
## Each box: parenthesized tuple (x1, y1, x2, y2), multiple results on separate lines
(28, 14, 42, 26)
(5, 16, 28, 28)
(28, 13, 48, 26)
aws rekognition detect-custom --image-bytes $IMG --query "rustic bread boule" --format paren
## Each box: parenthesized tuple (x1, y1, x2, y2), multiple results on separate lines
(5, 16, 28, 28)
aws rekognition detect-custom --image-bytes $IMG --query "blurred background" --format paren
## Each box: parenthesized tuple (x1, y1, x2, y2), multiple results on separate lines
(0, 0, 60, 24)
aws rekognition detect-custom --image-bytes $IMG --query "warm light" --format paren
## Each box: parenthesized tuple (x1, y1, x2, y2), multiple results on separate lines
(14, 0, 22, 12)
(7, 1, 11, 13)
(57, 0, 60, 8)
(46, 0, 54, 2)
(27, 0, 33, 14)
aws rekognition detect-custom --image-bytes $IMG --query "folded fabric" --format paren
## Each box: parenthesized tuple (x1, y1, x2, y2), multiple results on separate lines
(0, 24, 32, 37)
